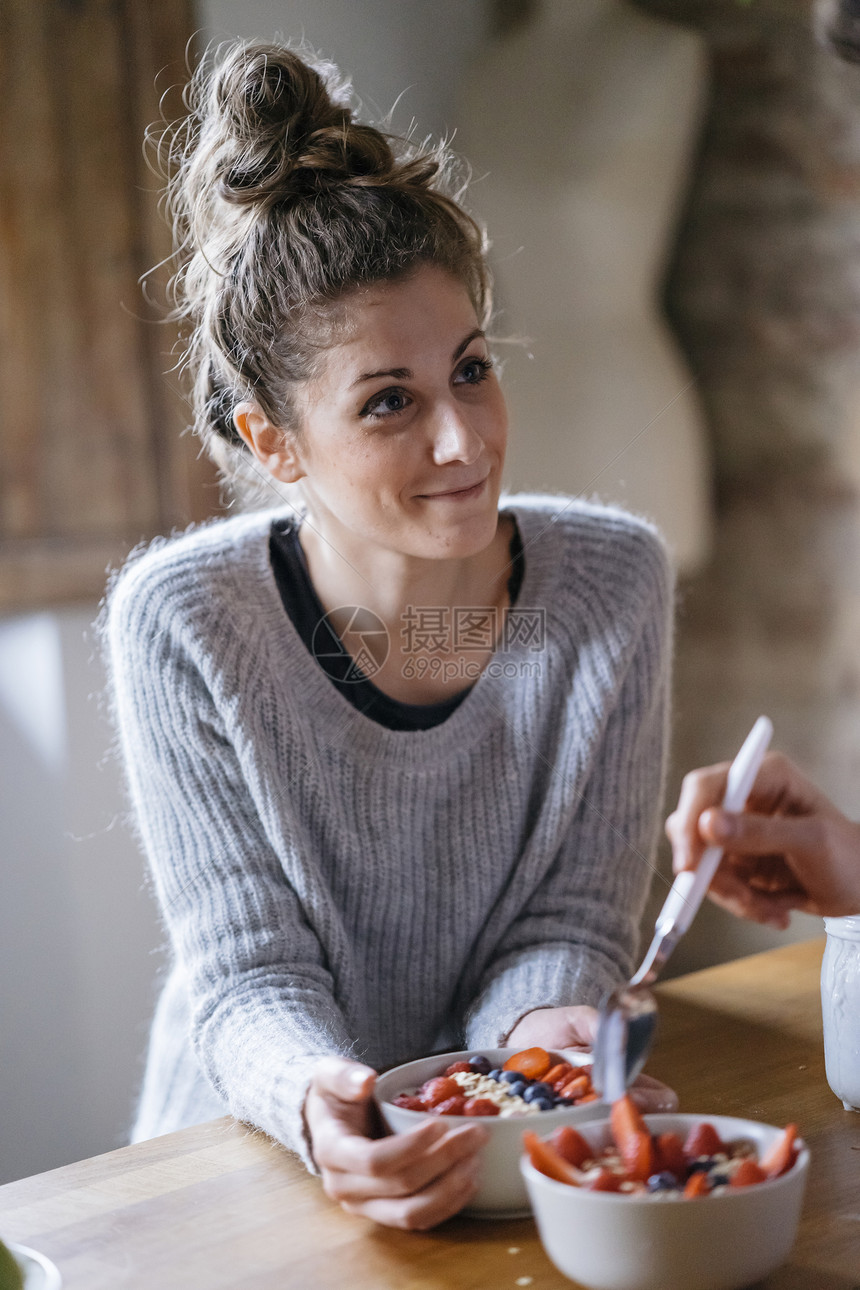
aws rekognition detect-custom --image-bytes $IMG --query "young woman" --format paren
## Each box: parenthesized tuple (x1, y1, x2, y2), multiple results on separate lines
(105, 41, 676, 1230)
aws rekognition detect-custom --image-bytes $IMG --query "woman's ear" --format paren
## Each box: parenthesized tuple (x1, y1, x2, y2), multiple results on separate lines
(233, 402, 305, 484)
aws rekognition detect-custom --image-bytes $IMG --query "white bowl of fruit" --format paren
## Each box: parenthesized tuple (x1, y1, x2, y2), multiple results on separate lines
(520, 1096, 808, 1290)
(374, 1045, 606, 1217)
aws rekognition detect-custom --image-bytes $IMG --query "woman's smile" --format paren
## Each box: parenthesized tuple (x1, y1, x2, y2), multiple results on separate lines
(417, 474, 489, 501)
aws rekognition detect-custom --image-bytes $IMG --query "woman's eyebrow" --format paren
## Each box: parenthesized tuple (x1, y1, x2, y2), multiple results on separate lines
(453, 328, 485, 361)
(350, 365, 411, 389)
(350, 329, 487, 389)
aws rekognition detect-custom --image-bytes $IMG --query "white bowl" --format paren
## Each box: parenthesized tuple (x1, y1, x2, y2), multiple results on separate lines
(520, 1112, 809, 1290)
(374, 1046, 606, 1217)
(7, 1243, 62, 1290)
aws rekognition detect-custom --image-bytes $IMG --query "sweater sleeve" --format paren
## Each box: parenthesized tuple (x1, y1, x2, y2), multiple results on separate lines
(462, 528, 673, 1048)
(104, 562, 355, 1169)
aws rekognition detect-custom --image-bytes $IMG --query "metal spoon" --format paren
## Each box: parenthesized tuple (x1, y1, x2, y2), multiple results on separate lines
(591, 715, 774, 1102)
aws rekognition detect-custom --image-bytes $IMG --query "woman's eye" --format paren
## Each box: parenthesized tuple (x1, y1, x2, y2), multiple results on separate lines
(360, 388, 412, 419)
(456, 356, 494, 385)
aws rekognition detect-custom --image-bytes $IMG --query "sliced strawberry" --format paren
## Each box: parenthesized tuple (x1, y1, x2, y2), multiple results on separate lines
(443, 1061, 473, 1076)
(550, 1125, 592, 1168)
(610, 1093, 648, 1140)
(653, 1132, 687, 1182)
(522, 1130, 584, 1186)
(683, 1170, 711, 1198)
(463, 1098, 500, 1116)
(421, 1076, 462, 1106)
(558, 1074, 591, 1102)
(610, 1094, 654, 1182)
(759, 1124, 799, 1179)
(730, 1159, 767, 1188)
(503, 1047, 552, 1079)
(584, 1167, 622, 1192)
(683, 1121, 725, 1159)
(434, 1095, 468, 1115)
(622, 1132, 654, 1182)
(392, 1094, 426, 1111)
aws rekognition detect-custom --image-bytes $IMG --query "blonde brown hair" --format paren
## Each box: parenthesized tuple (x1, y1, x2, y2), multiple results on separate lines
(157, 40, 492, 503)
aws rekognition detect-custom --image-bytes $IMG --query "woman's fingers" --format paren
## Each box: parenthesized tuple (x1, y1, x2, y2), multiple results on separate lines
(310, 1056, 377, 1104)
(320, 1121, 487, 1202)
(339, 1153, 482, 1230)
(316, 1114, 483, 1180)
(507, 1003, 599, 1050)
(667, 751, 829, 875)
(666, 762, 730, 872)
(705, 861, 796, 928)
(304, 1057, 382, 1148)
(699, 807, 823, 861)
(305, 1053, 489, 1225)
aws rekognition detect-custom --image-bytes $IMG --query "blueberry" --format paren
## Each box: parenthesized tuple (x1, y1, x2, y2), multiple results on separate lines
(532, 1095, 554, 1111)
(500, 1070, 521, 1084)
(509, 1080, 528, 1098)
(523, 1082, 553, 1102)
(487, 1069, 503, 1082)
(647, 1172, 679, 1192)
(468, 1055, 492, 1076)
(710, 1173, 730, 1187)
(688, 1157, 715, 1174)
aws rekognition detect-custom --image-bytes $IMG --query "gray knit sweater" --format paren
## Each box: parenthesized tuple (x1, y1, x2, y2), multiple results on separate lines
(104, 494, 672, 1167)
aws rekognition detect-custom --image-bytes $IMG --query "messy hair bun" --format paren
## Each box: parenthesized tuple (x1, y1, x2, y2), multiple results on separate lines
(214, 48, 414, 206)
(155, 40, 491, 505)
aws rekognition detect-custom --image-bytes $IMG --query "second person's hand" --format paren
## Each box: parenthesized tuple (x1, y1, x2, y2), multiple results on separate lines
(666, 750, 860, 925)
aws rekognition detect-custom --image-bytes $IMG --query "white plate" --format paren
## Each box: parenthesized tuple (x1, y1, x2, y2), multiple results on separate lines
(8, 1243, 62, 1290)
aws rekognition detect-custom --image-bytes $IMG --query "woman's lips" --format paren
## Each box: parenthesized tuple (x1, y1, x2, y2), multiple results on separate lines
(420, 476, 488, 500)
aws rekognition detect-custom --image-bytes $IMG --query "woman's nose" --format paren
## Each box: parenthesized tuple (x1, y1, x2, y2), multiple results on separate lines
(430, 403, 483, 465)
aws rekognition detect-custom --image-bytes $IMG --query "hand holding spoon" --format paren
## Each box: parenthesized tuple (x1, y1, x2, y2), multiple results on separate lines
(592, 715, 774, 1102)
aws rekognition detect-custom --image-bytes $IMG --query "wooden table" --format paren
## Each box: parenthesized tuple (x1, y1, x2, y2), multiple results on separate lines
(1, 939, 858, 1289)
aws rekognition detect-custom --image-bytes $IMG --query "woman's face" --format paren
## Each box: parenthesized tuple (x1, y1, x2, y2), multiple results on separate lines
(284, 264, 508, 562)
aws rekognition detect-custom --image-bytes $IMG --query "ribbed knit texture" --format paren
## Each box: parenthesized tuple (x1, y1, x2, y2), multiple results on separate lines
(103, 493, 673, 1169)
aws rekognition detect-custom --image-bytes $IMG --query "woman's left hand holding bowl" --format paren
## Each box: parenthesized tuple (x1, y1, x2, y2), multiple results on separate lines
(304, 1056, 490, 1229)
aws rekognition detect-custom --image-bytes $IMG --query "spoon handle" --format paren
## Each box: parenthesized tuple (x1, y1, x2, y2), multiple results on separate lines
(634, 716, 773, 982)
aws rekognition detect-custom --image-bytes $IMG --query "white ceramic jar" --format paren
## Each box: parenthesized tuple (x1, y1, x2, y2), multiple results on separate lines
(821, 915, 860, 1110)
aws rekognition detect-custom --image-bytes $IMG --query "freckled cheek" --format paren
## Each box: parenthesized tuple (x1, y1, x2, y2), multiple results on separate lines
(474, 392, 508, 455)
(491, 391, 509, 444)
(363, 446, 423, 500)
(337, 454, 414, 516)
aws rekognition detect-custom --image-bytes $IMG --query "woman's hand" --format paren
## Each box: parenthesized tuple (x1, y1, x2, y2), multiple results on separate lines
(303, 1056, 489, 1230)
(507, 1005, 678, 1113)
(666, 751, 860, 926)
(507, 1002, 599, 1052)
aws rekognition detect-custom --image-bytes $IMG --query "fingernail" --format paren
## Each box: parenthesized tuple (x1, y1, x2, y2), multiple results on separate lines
(348, 1068, 370, 1092)
(706, 808, 734, 840)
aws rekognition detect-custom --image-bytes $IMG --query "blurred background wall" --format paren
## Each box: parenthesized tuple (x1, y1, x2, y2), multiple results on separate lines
(635, 0, 860, 973)
(2, 0, 859, 1183)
